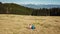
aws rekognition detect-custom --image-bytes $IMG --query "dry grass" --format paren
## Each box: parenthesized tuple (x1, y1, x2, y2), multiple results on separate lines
(0, 14, 60, 34)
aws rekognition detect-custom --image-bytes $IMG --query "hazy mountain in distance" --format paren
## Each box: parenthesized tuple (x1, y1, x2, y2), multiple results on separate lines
(20, 4, 60, 9)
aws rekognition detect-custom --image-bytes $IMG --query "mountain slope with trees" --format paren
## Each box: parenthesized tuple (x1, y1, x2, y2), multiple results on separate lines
(0, 2, 33, 15)
(0, 2, 60, 16)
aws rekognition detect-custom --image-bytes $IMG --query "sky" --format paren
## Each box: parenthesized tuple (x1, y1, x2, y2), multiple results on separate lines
(0, 0, 60, 5)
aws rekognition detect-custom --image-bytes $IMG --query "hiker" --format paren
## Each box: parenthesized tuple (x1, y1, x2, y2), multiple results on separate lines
(31, 24, 35, 30)
(29, 24, 35, 30)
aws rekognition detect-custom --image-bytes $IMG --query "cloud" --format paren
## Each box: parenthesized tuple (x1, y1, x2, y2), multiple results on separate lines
(0, 0, 60, 5)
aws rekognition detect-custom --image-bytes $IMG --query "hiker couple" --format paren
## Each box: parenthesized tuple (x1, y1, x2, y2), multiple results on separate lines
(28, 24, 35, 30)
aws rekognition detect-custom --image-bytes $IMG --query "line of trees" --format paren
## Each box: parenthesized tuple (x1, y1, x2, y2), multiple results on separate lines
(0, 2, 60, 16)
(31, 8, 60, 16)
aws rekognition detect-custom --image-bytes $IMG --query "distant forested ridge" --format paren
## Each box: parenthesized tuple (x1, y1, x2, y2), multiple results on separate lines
(0, 2, 60, 16)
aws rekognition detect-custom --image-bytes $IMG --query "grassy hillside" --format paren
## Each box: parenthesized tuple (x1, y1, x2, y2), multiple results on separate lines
(0, 2, 33, 15)
(0, 14, 60, 34)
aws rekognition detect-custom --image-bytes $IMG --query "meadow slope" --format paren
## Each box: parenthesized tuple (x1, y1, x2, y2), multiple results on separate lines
(0, 14, 60, 34)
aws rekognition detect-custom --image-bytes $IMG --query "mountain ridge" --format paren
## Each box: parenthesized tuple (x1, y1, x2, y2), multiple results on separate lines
(21, 4, 60, 9)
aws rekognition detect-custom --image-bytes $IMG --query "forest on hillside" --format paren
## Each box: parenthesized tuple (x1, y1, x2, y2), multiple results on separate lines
(0, 2, 60, 16)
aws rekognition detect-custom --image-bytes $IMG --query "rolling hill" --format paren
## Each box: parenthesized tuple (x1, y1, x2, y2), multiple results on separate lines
(0, 2, 33, 15)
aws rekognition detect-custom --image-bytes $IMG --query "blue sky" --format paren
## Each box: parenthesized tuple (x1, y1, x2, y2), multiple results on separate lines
(0, 0, 60, 5)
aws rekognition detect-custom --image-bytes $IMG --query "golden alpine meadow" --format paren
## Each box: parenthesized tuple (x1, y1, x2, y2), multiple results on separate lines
(0, 14, 60, 34)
